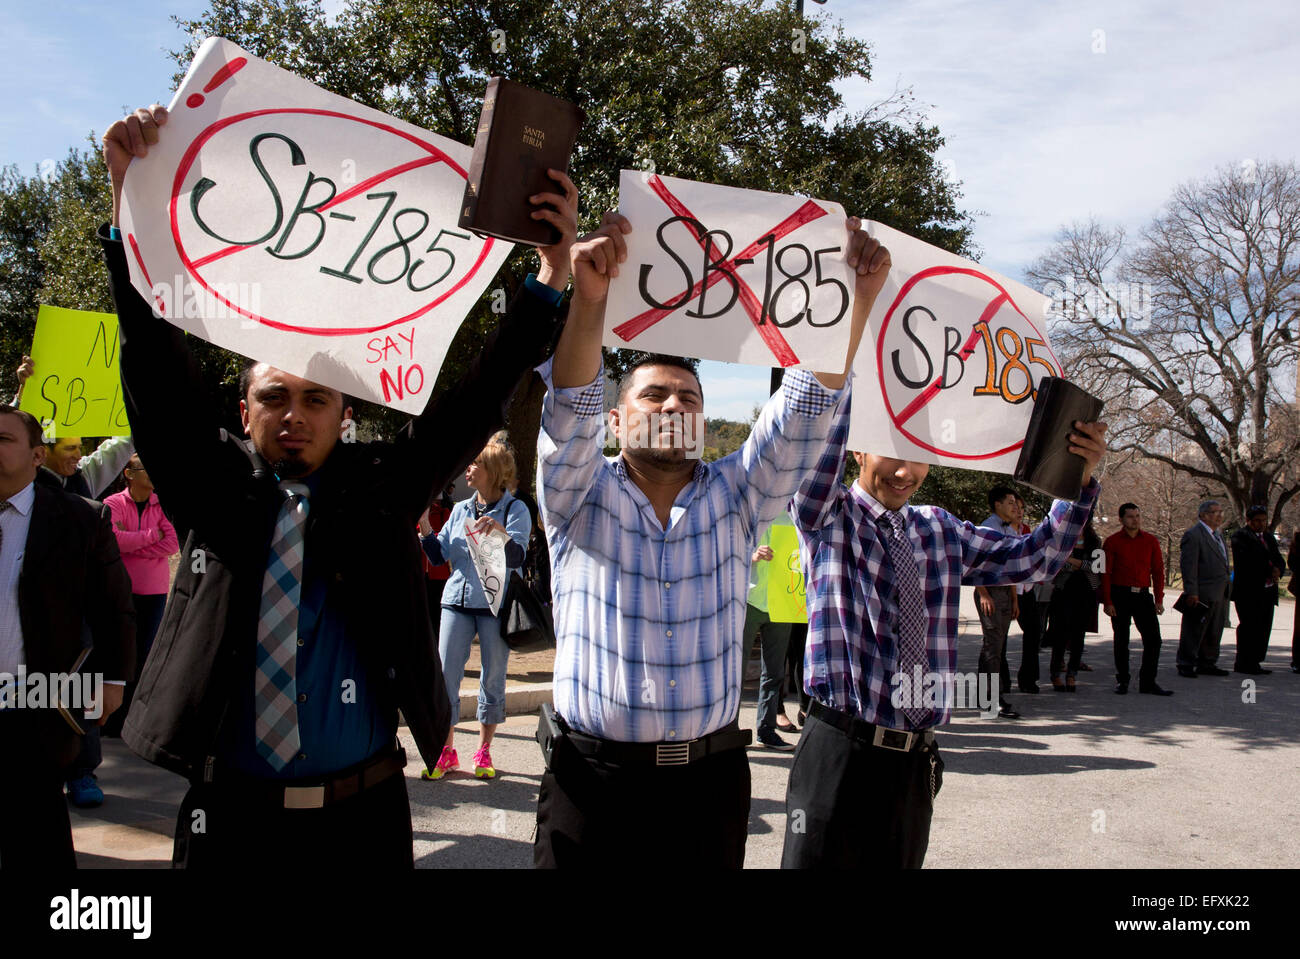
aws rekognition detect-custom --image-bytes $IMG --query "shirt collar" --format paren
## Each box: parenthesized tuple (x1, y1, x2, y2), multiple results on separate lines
(848, 481, 910, 529)
(2, 481, 35, 515)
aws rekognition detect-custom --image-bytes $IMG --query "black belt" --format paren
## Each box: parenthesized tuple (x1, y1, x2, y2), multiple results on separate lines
(809, 702, 934, 752)
(206, 747, 407, 810)
(563, 719, 752, 767)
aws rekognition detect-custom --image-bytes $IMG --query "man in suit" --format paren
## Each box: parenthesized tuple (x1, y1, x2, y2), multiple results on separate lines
(1176, 500, 1232, 677)
(0, 405, 135, 868)
(1230, 505, 1285, 675)
(99, 103, 573, 868)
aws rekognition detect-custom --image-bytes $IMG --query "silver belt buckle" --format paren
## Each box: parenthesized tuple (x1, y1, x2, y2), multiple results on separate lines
(655, 742, 692, 766)
(871, 727, 916, 752)
(283, 785, 326, 809)
(1130, 586, 1141, 593)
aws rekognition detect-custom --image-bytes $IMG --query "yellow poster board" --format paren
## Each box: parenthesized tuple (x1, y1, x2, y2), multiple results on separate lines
(767, 523, 807, 623)
(19, 305, 130, 438)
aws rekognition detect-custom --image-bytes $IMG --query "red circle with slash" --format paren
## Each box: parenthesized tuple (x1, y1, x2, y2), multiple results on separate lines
(875, 265, 1059, 460)
(168, 108, 494, 336)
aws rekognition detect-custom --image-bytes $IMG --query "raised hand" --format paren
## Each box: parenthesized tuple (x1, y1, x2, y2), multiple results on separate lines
(102, 104, 168, 227)
(532, 168, 580, 292)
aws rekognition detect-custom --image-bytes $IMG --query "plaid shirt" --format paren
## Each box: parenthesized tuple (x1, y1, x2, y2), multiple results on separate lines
(537, 359, 846, 743)
(795, 395, 1099, 730)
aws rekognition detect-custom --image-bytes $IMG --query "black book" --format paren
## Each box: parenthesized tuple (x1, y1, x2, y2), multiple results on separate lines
(1012, 377, 1104, 500)
(458, 77, 585, 247)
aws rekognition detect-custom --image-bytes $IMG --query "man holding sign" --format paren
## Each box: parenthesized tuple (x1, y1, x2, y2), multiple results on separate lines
(781, 401, 1107, 868)
(532, 207, 890, 868)
(96, 103, 575, 868)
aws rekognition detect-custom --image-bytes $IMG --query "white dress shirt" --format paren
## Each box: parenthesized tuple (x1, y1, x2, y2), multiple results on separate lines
(0, 481, 36, 674)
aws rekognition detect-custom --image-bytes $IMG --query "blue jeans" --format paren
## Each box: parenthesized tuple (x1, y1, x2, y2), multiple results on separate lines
(439, 606, 508, 726)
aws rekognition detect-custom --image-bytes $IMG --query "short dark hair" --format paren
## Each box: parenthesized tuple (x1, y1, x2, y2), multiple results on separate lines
(987, 485, 1017, 511)
(1118, 502, 1139, 518)
(1246, 504, 1268, 520)
(0, 405, 42, 448)
(617, 354, 703, 404)
(238, 358, 354, 414)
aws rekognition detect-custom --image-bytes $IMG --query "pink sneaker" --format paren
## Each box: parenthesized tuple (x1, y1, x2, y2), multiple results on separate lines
(472, 745, 496, 779)
(421, 746, 459, 780)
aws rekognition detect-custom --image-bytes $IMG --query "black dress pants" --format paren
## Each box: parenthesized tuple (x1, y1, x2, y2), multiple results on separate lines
(173, 767, 414, 869)
(533, 734, 751, 869)
(1233, 591, 1276, 670)
(1016, 591, 1047, 689)
(0, 712, 77, 869)
(1110, 587, 1163, 686)
(780, 710, 942, 869)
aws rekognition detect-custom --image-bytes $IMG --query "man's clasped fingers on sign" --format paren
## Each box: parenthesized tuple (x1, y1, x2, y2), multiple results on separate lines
(569, 211, 633, 302)
(103, 105, 168, 218)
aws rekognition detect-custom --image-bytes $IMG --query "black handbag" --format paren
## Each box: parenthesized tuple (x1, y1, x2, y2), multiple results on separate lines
(499, 570, 555, 652)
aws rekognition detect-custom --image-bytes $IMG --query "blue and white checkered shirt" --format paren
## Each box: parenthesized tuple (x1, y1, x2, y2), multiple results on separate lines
(537, 360, 846, 743)
(795, 394, 1099, 729)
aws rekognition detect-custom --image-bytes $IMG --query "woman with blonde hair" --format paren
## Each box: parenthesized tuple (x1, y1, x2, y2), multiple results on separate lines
(419, 439, 530, 779)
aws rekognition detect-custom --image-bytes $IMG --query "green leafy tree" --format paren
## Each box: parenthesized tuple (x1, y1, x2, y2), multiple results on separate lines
(2, 0, 973, 491)
(166, 0, 973, 490)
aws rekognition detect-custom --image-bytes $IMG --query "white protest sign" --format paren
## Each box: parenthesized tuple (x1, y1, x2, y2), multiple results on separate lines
(604, 171, 856, 372)
(849, 221, 1061, 473)
(464, 521, 509, 616)
(120, 37, 514, 414)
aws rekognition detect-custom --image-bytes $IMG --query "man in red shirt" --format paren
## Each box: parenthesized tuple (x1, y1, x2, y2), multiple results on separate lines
(1101, 502, 1173, 695)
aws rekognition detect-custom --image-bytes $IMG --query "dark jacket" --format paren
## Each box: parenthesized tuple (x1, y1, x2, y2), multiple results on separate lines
(1230, 527, 1285, 603)
(98, 225, 563, 780)
(19, 482, 135, 769)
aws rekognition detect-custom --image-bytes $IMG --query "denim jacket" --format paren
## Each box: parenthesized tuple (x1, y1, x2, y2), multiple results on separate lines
(424, 491, 531, 610)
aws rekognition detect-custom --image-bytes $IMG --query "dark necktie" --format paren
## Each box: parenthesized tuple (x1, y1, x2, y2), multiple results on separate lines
(883, 510, 932, 728)
(255, 481, 310, 771)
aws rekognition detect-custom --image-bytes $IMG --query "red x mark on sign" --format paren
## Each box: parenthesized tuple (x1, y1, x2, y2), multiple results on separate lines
(611, 174, 830, 367)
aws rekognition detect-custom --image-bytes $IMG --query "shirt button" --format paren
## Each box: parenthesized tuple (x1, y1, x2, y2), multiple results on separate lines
(666, 629, 673, 637)
(297, 753, 307, 761)
(297, 638, 305, 647)
(668, 730, 676, 738)
(664, 582, 671, 589)
(297, 693, 307, 703)
(669, 680, 676, 688)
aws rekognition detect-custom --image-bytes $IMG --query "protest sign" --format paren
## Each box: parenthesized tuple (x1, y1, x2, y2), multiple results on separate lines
(119, 37, 514, 414)
(848, 221, 1061, 473)
(464, 521, 509, 616)
(605, 171, 856, 372)
(18, 305, 130, 439)
(766, 523, 807, 624)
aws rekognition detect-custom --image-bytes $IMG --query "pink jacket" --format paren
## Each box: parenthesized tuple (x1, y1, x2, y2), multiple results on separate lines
(105, 490, 179, 596)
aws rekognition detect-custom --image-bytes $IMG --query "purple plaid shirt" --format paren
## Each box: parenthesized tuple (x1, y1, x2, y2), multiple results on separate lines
(794, 395, 1099, 729)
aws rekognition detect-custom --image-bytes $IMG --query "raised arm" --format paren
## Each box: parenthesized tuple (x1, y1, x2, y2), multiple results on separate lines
(535, 213, 631, 531)
(791, 391, 850, 535)
(387, 171, 579, 521)
(78, 434, 135, 499)
(101, 104, 248, 541)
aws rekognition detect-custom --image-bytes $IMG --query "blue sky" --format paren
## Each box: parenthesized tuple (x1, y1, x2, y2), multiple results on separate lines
(3, 1, 1298, 419)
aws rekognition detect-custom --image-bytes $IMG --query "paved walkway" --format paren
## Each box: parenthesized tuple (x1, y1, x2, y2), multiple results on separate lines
(69, 590, 1300, 868)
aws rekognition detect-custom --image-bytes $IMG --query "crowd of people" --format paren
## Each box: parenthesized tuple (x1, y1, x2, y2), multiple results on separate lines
(0, 99, 1291, 872)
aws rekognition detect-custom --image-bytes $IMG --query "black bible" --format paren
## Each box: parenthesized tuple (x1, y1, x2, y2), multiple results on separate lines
(1012, 377, 1104, 500)
(458, 77, 585, 247)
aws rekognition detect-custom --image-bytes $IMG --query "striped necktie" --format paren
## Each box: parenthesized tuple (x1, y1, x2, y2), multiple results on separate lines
(255, 481, 310, 771)
(884, 510, 932, 728)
